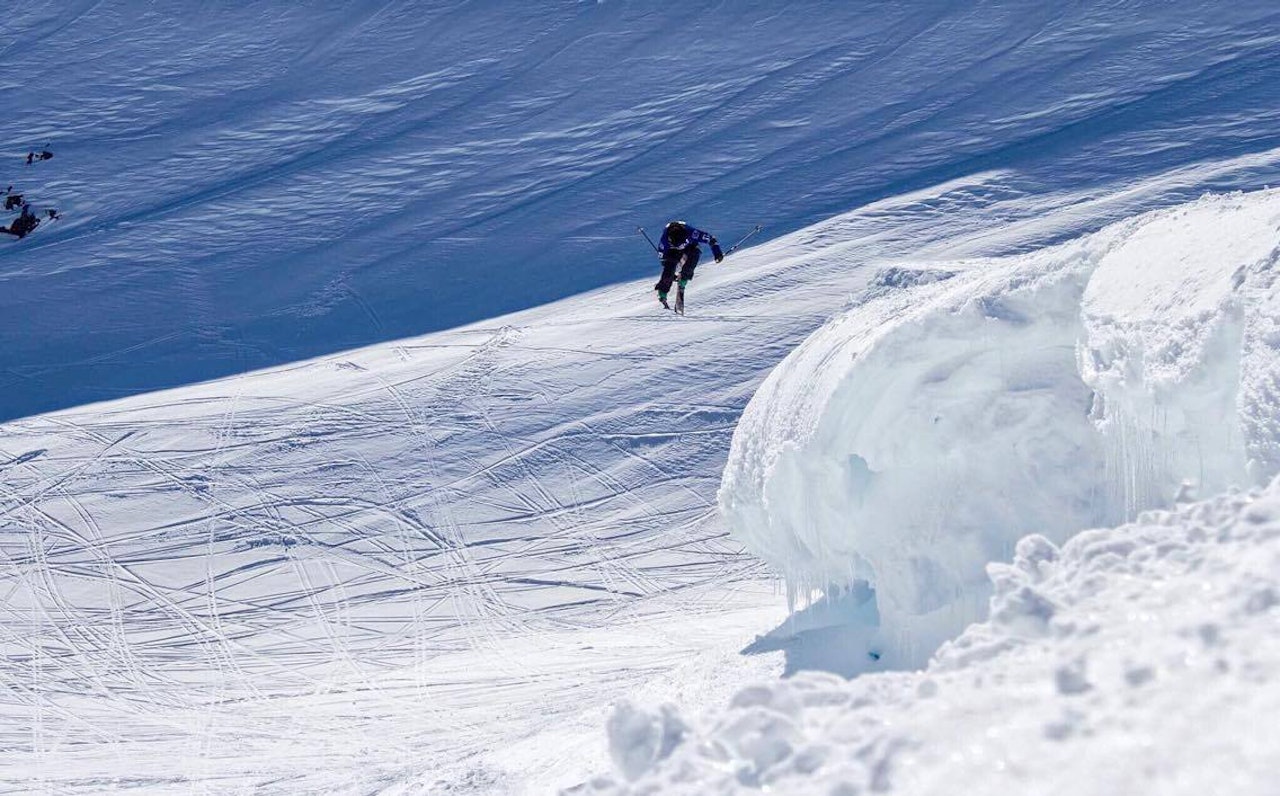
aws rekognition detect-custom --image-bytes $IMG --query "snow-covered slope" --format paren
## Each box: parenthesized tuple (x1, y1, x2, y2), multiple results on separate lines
(5, 2, 1280, 420)
(720, 189, 1280, 670)
(5, 3, 1280, 794)
(5, 158, 1278, 794)
(580, 186, 1280, 794)
(0, 171, 1070, 793)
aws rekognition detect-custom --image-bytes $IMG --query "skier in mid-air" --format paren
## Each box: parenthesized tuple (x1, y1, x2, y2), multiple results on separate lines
(655, 220, 723, 312)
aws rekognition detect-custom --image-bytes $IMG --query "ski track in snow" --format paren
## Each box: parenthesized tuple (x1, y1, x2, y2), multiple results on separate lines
(4, 154, 1280, 792)
(3, 3, 1280, 790)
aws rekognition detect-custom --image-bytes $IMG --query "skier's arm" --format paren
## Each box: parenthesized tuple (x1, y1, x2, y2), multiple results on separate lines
(689, 227, 725, 262)
(657, 228, 672, 254)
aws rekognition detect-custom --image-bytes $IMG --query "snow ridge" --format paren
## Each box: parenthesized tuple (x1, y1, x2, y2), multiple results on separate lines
(719, 189, 1280, 668)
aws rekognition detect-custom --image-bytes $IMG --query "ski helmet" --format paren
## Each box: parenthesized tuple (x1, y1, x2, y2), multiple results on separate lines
(665, 220, 688, 246)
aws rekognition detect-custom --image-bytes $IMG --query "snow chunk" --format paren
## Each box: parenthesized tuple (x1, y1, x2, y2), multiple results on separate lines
(587, 478, 1280, 795)
(719, 244, 1110, 666)
(719, 190, 1280, 668)
(606, 701, 688, 782)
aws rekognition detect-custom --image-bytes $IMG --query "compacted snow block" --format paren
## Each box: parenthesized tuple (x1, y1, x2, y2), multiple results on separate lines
(607, 701, 688, 781)
(1081, 194, 1280, 514)
(720, 190, 1280, 668)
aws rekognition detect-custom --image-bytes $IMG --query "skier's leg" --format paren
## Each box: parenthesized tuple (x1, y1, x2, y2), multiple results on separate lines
(655, 251, 683, 301)
(675, 247, 701, 295)
(656, 251, 682, 292)
(677, 247, 702, 286)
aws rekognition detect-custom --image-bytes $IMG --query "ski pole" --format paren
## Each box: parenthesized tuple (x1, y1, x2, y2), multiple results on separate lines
(725, 224, 763, 255)
(637, 226, 659, 253)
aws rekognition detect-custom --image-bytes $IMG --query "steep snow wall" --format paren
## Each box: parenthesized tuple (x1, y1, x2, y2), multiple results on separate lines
(1082, 198, 1280, 513)
(719, 190, 1280, 666)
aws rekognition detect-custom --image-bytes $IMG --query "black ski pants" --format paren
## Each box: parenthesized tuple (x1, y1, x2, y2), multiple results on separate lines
(655, 246, 701, 293)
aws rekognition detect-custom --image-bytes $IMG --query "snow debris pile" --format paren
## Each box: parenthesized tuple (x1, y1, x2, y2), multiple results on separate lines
(578, 479, 1280, 795)
(718, 189, 1280, 667)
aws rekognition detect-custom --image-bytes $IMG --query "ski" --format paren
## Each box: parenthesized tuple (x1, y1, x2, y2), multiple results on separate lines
(674, 284, 685, 315)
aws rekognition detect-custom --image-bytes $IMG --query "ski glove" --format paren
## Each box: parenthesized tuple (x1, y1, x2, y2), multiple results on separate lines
(711, 237, 724, 263)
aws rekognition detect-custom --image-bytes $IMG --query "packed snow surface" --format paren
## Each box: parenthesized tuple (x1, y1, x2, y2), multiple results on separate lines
(720, 190, 1280, 669)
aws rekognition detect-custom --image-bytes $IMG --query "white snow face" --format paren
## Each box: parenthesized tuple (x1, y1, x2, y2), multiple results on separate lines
(720, 190, 1280, 667)
(1081, 195, 1280, 512)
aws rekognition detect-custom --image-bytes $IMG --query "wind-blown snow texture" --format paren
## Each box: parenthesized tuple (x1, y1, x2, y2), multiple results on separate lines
(720, 190, 1280, 670)
(4, 2, 1280, 420)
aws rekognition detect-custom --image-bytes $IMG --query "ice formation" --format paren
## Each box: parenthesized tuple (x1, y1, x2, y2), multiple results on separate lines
(718, 190, 1280, 666)
(587, 477, 1280, 794)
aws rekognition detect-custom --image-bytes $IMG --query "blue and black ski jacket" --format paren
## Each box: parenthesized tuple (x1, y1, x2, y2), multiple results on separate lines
(659, 223, 723, 260)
